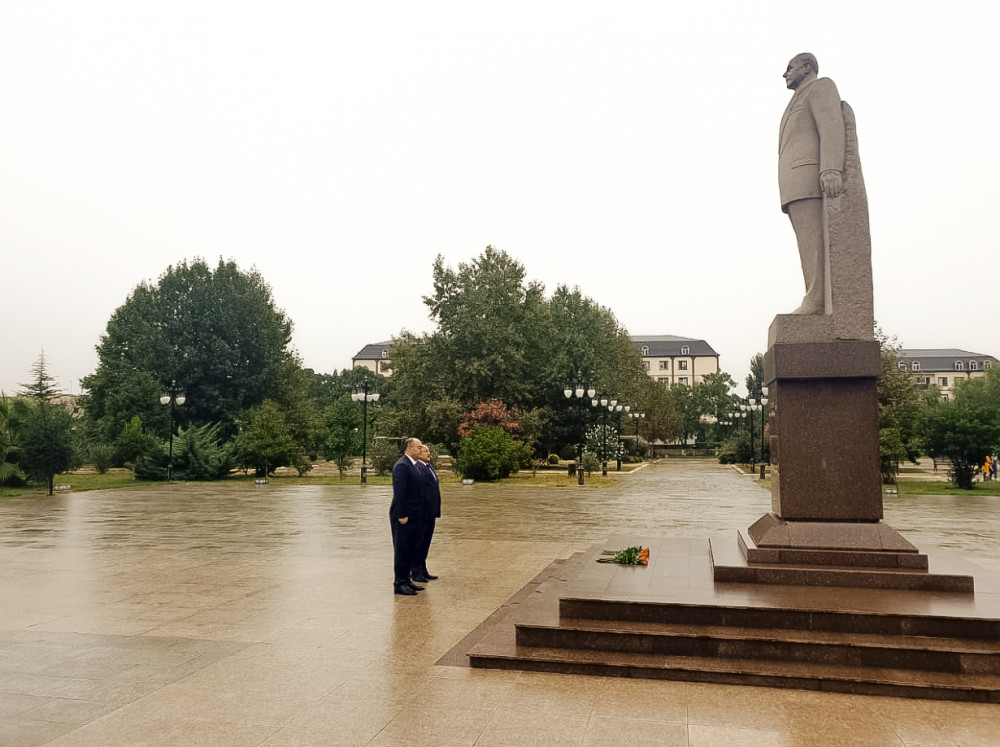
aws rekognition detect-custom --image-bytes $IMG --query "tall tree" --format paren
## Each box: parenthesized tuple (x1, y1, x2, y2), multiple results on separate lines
(922, 374, 1000, 490)
(17, 354, 73, 495)
(82, 258, 296, 442)
(876, 329, 925, 483)
(745, 353, 765, 398)
(19, 350, 60, 403)
(388, 247, 646, 456)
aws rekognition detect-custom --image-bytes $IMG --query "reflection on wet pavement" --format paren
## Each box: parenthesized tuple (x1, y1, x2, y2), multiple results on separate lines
(1, 459, 997, 745)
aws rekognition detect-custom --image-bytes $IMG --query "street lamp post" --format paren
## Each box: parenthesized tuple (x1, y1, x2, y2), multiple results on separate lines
(159, 382, 186, 482)
(614, 404, 628, 470)
(591, 391, 616, 476)
(564, 383, 596, 485)
(351, 381, 380, 485)
(750, 386, 770, 479)
(629, 411, 645, 458)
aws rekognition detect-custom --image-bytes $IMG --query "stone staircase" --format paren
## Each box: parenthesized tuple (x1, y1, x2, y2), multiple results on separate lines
(464, 536, 1000, 702)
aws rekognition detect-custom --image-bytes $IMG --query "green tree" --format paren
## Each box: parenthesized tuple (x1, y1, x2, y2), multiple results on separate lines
(17, 354, 75, 495)
(388, 247, 646, 458)
(18, 400, 74, 495)
(321, 396, 363, 477)
(876, 329, 925, 483)
(922, 373, 1000, 489)
(19, 350, 60, 403)
(688, 372, 740, 445)
(234, 399, 299, 476)
(81, 258, 296, 443)
(0, 394, 26, 485)
(745, 353, 765, 398)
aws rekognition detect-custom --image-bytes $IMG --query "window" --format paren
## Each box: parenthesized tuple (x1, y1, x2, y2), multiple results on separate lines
(954, 361, 964, 371)
(640, 345, 649, 356)
(642, 361, 650, 371)
(970, 361, 979, 371)
(897, 362, 907, 370)
(911, 361, 920, 371)
(986, 361, 993, 369)
(680, 345, 690, 355)
(938, 377, 948, 387)
(658, 377, 668, 383)
(678, 377, 689, 385)
(659, 360, 669, 370)
(381, 348, 388, 358)
(678, 360, 688, 371)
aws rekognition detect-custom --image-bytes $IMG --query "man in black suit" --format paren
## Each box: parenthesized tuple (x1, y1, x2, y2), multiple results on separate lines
(411, 443, 441, 584)
(390, 438, 426, 596)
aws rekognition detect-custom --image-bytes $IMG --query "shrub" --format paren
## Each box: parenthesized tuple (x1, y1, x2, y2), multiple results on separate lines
(90, 443, 114, 474)
(454, 427, 532, 482)
(547, 453, 560, 465)
(558, 444, 577, 461)
(134, 423, 233, 481)
(369, 438, 401, 476)
(580, 451, 601, 475)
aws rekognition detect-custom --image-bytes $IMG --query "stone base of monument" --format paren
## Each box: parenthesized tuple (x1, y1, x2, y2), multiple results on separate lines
(707, 513, 976, 593)
(454, 535, 1000, 702)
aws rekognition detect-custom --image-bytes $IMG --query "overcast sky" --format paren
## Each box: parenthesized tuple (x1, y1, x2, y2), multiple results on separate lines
(2, 1, 997, 399)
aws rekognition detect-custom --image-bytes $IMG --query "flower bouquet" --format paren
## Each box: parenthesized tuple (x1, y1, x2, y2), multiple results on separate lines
(596, 545, 650, 566)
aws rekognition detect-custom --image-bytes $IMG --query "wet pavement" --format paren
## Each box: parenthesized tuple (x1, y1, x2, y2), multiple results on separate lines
(1, 459, 998, 745)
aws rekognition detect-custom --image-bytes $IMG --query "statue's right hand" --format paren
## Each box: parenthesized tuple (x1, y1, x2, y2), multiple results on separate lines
(820, 170, 842, 198)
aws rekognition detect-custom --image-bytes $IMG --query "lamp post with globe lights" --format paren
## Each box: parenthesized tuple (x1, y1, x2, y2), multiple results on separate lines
(351, 381, 380, 485)
(564, 382, 596, 486)
(159, 382, 186, 482)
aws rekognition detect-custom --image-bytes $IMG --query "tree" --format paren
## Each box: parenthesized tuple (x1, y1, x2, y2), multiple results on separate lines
(586, 422, 622, 462)
(458, 399, 521, 437)
(321, 396, 363, 477)
(0, 394, 26, 485)
(387, 247, 647, 458)
(745, 353, 765, 398)
(19, 350, 60, 403)
(18, 400, 74, 495)
(234, 400, 299, 476)
(922, 373, 1000, 489)
(876, 329, 925, 483)
(82, 258, 296, 443)
(17, 354, 75, 495)
(688, 372, 740, 445)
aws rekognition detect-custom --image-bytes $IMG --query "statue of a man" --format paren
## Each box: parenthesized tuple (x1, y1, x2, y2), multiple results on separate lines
(779, 53, 845, 315)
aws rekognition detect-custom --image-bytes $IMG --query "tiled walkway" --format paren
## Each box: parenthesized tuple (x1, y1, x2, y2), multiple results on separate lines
(1, 460, 997, 745)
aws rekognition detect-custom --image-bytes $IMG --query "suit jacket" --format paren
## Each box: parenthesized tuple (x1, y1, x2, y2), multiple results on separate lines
(390, 456, 425, 522)
(778, 77, 845, 211)
(420, 462, 442, 519)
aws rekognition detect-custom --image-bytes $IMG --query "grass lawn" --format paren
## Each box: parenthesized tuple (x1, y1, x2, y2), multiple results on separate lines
(894, 480, 1000, 497)
(2, 462, 638, 496)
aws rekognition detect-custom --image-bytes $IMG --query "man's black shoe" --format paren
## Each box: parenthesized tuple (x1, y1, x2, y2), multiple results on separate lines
(411, 573, 431, 583)
(422, 572, 439, 580)
(394, 585, 418, 596)
(407, 582, 425, 591)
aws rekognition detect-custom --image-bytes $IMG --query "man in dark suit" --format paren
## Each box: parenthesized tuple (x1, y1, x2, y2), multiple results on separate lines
(411, 443, 441, 584)
(778, 52, 845, 315)
(390, 438, 426, 596)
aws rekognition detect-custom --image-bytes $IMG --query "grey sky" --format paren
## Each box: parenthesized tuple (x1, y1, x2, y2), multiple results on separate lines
(2, 1, 996, 397)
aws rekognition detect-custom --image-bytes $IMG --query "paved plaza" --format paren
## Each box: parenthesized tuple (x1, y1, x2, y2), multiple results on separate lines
(1, 460, 998, 745)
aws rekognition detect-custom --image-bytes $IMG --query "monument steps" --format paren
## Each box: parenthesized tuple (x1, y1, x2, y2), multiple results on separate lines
(514, 619, 1000, 674)
(459, 537, 1000, 702)
(468, 644, 1000, 703)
